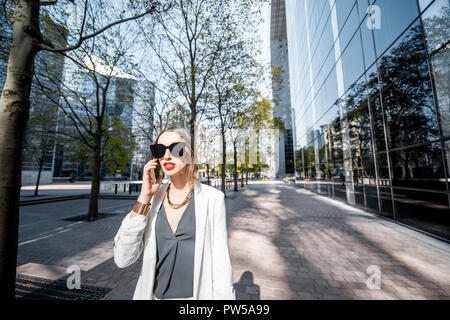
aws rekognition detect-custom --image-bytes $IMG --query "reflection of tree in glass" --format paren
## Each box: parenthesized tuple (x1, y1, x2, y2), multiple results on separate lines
(296, 4, 449, 188)
(378, 24, 438, 147)
(421, 5, 450, 52)
(346, 81, 374, 183)
(378, 24, 440, 184)
(424, 4, 450, 139)
(344, 17, 446, 187)
(345, 13, 448, 186)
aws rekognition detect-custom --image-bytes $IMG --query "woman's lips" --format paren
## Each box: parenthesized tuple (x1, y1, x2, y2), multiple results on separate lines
(163, 163, 175, 170)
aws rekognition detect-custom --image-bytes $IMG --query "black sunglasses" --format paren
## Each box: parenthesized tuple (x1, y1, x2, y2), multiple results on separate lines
(150, 142, 187, 159)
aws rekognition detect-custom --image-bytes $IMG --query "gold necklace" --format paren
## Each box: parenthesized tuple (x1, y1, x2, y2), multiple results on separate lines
(167, 183, 194, 209)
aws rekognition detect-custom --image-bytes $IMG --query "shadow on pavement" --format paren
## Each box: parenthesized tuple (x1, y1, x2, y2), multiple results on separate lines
(233, 271, 260, 300)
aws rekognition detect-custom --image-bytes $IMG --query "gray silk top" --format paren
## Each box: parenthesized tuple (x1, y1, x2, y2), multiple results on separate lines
(153, 193, 195, 299)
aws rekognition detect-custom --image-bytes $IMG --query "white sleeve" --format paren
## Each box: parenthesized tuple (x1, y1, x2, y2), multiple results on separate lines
(211, 193, 236, 300)
(113, 211, 147, 268)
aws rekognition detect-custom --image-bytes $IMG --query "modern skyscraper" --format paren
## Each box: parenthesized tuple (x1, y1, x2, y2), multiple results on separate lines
(270, 0, 295, 177)
(284, 0, 450, 240)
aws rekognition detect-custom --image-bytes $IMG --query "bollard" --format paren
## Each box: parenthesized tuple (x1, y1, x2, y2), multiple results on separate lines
(129, 184, 132, 195)
(123, 184, 126, 192)
(114, 184, 118, 194)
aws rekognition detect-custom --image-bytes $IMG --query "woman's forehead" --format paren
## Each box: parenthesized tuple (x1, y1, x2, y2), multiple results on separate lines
(158, 131, 183, 145)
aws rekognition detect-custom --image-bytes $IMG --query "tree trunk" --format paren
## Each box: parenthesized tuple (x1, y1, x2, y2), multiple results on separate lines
(34, 157, 44, 197)
(221, 130, 226, 196)
(0, 0, 40, 300)
(88, 134, 102, 220)
(257, 128, 261, 178)
(245, 138, 249, 185)
(246, 162, 249, 185)
(206, 163, 210, 185)
(190, 106, 196, 157)
(233, 140, 238, 192)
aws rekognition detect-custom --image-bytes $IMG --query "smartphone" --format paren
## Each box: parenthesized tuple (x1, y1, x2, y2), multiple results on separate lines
(150, 156, 162, 184)
(154, 161, 162, 182)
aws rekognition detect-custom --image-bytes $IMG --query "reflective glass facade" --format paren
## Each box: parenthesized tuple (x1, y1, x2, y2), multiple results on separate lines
(285, 0, 450, 240)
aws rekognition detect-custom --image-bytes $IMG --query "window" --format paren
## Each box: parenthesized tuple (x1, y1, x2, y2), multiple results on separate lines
(372, 0, 419, 58)
(429, 46, 450, 140)
(389, 142, 447, 191)
(421, 0, 450, 53)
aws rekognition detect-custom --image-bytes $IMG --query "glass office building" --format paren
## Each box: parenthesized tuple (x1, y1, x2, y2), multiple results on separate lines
(271, 0, 296, 177)
(285, 0, 450, 240)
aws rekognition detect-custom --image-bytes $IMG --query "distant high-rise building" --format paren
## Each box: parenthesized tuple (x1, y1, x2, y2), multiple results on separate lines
(270, 0, 295, 177)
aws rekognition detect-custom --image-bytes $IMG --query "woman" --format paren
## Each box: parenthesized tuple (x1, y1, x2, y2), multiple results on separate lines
(113, 125, 235, 300)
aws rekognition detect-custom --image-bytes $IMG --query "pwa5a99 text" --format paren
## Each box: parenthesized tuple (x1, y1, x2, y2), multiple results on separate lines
(223, 304, 270, 315)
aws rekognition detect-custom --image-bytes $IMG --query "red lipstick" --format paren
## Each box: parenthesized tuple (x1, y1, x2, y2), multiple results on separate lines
(163, 162, 175, 170)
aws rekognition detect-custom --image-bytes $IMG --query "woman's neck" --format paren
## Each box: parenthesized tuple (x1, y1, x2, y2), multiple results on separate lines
(169, 172, 190, 192)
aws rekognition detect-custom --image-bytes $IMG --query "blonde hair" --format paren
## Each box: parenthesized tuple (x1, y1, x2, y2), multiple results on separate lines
(154, 125, 198, 188)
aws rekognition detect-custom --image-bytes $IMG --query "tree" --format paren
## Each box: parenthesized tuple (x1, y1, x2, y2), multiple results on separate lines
(200, 0, 266, 195)
(22, 104, 57, 196)
(35, 27, 143, 219)
(68, 115, 136, 179)
(138, 0, 258, 152)
(238, 95, 284, 178)
(0, 0, 161, 300)
(207, 55, 259, 194)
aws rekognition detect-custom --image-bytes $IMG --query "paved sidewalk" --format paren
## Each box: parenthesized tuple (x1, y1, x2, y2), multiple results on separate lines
(227, 181, 450, 299)
(16, 181, 450, 299)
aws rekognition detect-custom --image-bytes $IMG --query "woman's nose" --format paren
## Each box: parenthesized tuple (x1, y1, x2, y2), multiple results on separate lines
(163, 148, 172, 159)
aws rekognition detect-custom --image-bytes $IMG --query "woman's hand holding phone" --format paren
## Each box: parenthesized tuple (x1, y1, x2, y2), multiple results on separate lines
(137, 156, 162, 205)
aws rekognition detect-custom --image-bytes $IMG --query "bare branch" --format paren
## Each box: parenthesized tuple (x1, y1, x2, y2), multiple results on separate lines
(38, 5, 158, 53)
(40, 1, 59, 6)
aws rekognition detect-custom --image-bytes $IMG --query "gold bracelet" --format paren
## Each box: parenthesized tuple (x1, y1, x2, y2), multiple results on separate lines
(132, 200, 151, 216)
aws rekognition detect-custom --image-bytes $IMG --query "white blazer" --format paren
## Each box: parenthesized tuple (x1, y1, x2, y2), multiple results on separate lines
(113, 180, 236, 300)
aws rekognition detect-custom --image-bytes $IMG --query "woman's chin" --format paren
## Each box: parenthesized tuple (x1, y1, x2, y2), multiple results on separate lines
(163, 165, 187, 178)
(164, 168, 180, 177)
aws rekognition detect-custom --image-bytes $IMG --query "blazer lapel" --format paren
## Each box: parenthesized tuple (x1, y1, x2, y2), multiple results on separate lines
(193, 180, 206, 299)
(152, 182, 169, 217)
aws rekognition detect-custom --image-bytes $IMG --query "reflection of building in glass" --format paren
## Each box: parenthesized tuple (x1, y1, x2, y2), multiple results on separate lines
(270, 0, 295, 177)
(285, 0, 450, 240)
